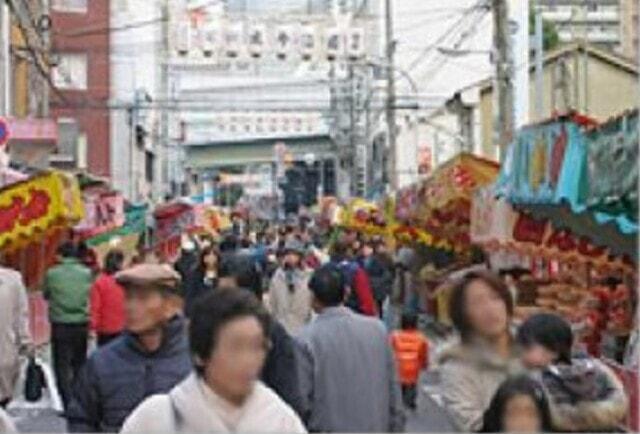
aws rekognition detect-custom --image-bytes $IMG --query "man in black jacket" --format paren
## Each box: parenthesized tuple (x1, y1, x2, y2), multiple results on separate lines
(66, 264, 191, 432)
(218, 254, 306, 419)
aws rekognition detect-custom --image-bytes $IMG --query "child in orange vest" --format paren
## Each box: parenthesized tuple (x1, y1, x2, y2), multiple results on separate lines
(390, 312, 430, 410)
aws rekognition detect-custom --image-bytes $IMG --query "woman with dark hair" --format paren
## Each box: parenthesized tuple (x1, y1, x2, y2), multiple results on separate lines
(517, 313, 628, 432)
(182, 245, 221, 317)
(438, 270, 522, 432)
(89, 249, 126, 346)
(120, 289, 305, 433)
(480, 375, 553, 433)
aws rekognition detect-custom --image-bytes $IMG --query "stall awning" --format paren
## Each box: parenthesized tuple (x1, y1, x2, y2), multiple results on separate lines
(494, 111, 637, 243)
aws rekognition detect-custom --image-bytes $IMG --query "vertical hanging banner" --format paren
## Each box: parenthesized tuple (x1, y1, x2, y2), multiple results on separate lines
(248, 23, 266, 58)
(224, 22, 243, 59)
(175, 19, 191, 55)
(325, 27, 344, 61)
(346, 27, 365, 60)
(299, 25, 316, 61)
(275, 25, 294, 60)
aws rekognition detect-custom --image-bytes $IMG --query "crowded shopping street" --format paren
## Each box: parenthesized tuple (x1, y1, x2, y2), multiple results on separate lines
(0, 0, 638, 433)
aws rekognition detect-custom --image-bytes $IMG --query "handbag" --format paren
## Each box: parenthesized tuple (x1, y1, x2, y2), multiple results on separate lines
(24, 356, 45, 402)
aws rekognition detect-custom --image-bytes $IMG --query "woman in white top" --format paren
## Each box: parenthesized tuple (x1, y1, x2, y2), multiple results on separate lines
(121, 288, 306, 433)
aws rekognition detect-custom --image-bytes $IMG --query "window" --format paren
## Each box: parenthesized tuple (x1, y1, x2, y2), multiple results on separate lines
(53, 53, 88, 90)
(51, 0, 87, 13)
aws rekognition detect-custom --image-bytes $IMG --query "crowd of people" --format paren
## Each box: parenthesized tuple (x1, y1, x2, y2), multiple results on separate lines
(0, 219, 633, 433)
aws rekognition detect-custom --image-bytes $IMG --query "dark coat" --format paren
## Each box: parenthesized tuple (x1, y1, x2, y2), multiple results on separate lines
(66, 316, 192, 433)
(182, 266, 218, 317)
(262, 319, 305, 419)
(363, 255, 394, 303)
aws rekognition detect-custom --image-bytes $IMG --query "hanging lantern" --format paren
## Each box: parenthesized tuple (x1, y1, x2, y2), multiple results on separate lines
(248, 24, 266, 58)
(275, 25, 294, 61)
(299, 25, 316, 61)
(346, 27, 365, 60)
(325, 27, 344, 61)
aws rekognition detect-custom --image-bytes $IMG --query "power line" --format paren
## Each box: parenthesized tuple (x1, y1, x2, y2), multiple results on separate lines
(404, 0, 488, 74)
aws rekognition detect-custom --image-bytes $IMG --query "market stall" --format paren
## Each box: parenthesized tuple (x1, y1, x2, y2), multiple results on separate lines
(153, 200, 196, 262)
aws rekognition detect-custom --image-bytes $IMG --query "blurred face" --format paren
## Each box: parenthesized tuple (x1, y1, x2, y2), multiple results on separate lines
(503, 394, 543, 433)
(464, 279, 509, 341)
(521, 343, 558, 369)
(361, 245, 374, 257)
(204, 316, 268, 402)
(125, 287, 175, 334)
(203, 251, 218, 269)
(284, 252, 301, 267)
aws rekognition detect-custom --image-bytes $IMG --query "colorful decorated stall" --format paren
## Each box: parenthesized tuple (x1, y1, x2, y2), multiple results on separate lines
(153, 201, 196, 262)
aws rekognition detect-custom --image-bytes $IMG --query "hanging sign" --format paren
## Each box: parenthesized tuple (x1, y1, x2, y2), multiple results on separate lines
(346, 27, 365, 60)
(325, 28, 344, 61)
(248, 24, 266, 58)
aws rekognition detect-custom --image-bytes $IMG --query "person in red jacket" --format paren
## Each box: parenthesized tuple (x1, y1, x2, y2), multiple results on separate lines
(390, 312, 429, 410)
(330, 241, 377, 317)
(90, 250, 126, 346)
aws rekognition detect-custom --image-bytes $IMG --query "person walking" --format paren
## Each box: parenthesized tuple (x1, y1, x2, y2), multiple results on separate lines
(517, 313, 628, 432)
(438, 271, 521, 432)
(89, 250, 126, 347)
(268, 240, 313, 335)
(390, 311, 429, 410)
(297, 264, 404, 432)
(65, 264, 191, 432)
(218, 255, 305, 418)
(120, 289, 306, 433)
(43, 242, 93, 410)
(182, 245, 221, 317)
(360, 241, 394, 318)
(0, 267, 32, 409)
(329, 241, 377, 317)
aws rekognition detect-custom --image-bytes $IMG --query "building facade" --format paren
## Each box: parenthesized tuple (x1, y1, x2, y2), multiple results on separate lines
(621, 0, 638, 62)
(50, 0, 111, 177)
(537, 0, 623, 53)
(478, 43, 639, 156)
(169, 0, 383, 204)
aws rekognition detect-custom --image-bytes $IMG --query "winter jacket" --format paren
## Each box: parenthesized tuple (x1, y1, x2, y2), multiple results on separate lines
(66, 316, 191, 432)
(438, 340, 522, 432)
(181, 266, 217, 317)
(120, 373, 306, 433)
(89, 273, 125, 335)
(297, 306, 405, 432)
(43, 258, 93, 324)
(0, 268, 31, 402)
(537, 357, 628, 432)
(390, 330, 429, 385)
(268, 267, 313, 335)
(333, 260, 377, 317)
(261, 319, 305, 418)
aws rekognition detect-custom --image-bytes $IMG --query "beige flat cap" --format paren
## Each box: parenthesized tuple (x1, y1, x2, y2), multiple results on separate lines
(116, 264, 182, 294)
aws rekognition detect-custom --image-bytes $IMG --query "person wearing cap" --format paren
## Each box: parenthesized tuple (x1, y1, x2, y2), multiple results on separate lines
(65, 264, 191, 432)
(296, 264, 405, 432)
(268, 239, 313, 336)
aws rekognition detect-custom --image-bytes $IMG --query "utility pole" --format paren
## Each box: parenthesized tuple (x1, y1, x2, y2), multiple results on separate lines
(384, 0, 397, 191)
(0, 2, 9, 116)
(157, 0, 170, 203)
(492, 0, 514, 161)
(534, 8, 544, 121)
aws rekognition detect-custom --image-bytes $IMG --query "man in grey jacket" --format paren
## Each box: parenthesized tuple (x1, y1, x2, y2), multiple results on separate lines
(296, 264, 405, 432)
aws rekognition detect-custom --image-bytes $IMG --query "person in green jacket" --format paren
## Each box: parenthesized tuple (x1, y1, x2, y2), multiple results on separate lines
(43, 241, 93, 411)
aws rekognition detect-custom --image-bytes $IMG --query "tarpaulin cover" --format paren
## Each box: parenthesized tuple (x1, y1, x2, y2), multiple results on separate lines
(585, 110, 638, 222)
(494, 113, 637, 241)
